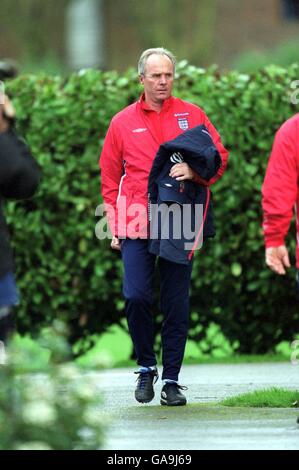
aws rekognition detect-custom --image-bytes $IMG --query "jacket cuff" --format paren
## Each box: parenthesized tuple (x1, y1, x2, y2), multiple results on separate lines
(264, 237, 285, 248)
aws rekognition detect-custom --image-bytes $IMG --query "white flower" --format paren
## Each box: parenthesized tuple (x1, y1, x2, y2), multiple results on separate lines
(73, 382, 95, 400)
(23, 379, 55, 403)
(22, 401, 57, 426)
(83, 407, 104, 426)
(58, 364, 79, 381)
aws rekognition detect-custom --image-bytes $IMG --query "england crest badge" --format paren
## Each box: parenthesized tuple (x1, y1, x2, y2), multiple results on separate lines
(178, 117, 189, 130)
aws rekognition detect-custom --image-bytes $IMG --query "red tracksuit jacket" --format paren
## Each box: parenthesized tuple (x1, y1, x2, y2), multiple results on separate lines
(100, 94, 229, 238)
(262, 113, 299, 268)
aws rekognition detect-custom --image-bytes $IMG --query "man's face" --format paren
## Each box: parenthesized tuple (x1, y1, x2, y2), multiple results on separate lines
(140, 54, 174, 104)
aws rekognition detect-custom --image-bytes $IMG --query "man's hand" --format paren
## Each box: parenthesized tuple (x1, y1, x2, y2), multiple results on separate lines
(111, 235, 121, 251)
(169, 163, 194, 181)
(265, 245, 291, 275)
(0, 95, 15, 134)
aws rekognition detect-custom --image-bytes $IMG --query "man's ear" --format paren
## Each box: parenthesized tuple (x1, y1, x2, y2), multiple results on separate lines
(139, 74, 144, 85)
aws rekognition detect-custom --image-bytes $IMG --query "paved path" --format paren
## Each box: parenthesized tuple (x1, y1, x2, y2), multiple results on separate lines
(87, 362, 299, 450)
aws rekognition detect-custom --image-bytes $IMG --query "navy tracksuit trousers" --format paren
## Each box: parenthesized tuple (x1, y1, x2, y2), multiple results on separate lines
(121, 239, 192, 381)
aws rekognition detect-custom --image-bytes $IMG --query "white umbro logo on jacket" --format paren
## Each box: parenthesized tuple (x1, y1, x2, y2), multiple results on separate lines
(170, 152, 184, 164)
(132, 128, 147, 133)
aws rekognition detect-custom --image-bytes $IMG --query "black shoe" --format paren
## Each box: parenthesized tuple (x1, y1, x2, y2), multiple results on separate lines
(134, 367, 159, 403)
(160, 382, 188, 406)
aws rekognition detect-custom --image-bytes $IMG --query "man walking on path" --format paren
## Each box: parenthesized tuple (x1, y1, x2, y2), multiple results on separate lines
(100, 48, 228, 406)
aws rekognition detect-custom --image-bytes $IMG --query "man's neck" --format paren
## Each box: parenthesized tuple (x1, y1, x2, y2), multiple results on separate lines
(143, 96, 165, 113)
(149, 103, 163, 113)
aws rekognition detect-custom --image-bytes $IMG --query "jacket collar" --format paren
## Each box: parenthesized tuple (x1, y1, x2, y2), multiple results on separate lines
(138, 93, 174, 112)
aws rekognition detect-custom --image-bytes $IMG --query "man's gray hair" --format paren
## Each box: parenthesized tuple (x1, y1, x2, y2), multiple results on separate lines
(138, 48, 176, 75)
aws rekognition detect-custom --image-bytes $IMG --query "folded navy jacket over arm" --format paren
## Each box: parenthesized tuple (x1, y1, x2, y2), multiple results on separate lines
(147, 125, 221, 265)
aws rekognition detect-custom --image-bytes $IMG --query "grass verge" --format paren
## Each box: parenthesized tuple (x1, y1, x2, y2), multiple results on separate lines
(219, 387, 299, 408)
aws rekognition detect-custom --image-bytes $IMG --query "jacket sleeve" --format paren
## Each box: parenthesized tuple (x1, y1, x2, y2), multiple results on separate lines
(99, 119, 124, 236)
(193, 114, 229, 186)
(0, 128, 41, 200)
(262, 122, 298, 248)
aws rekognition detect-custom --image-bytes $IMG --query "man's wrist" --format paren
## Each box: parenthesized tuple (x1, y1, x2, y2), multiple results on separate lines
(265, 239, 285, 249)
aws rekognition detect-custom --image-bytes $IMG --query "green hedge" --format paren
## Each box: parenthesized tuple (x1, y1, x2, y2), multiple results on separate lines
(5, 62, 299, 354)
